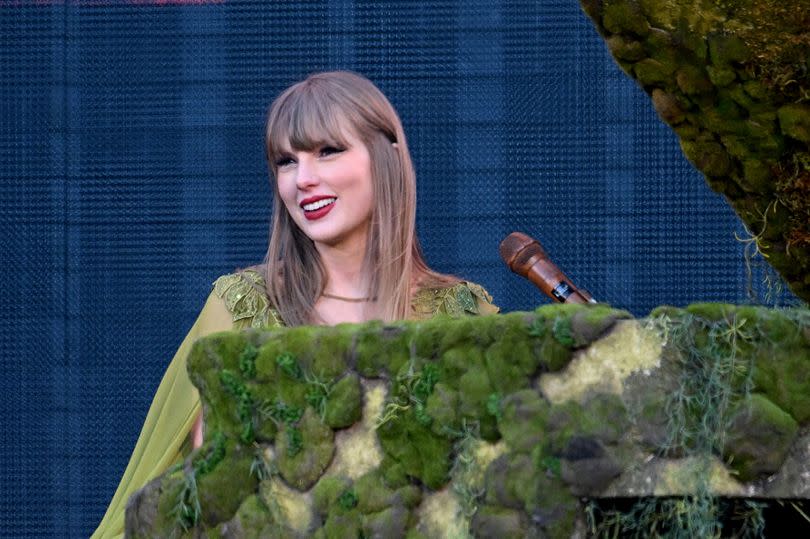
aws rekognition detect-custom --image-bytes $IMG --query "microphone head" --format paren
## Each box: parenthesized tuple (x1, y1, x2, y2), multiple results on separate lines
(499, 232, 539, 269)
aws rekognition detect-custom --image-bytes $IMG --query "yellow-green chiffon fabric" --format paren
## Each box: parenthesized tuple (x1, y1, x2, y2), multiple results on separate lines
(91, 270, 497, 538)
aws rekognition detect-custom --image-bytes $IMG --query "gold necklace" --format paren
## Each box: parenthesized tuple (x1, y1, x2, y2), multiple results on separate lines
(320, 292, 376, 303)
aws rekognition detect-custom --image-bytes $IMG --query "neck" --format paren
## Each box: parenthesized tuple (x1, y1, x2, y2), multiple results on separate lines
(315, 237, 369, 298)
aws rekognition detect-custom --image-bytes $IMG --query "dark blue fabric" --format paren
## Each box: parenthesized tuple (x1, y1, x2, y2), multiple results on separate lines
(0, 1, 798, 537)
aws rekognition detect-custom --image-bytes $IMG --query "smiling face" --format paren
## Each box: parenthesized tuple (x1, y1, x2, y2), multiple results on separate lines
(274, 130, 374, 253)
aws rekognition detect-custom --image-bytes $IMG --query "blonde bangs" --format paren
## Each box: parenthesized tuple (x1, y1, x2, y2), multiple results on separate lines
(266, 85, 353, 170)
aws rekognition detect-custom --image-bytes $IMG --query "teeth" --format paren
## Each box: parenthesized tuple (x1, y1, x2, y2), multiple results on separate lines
(303, 198, 336, 211)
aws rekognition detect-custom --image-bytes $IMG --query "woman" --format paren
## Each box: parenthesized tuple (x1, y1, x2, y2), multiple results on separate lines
(92, 71, 496, 538)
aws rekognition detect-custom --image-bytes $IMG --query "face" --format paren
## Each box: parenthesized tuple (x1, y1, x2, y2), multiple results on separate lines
(275, 130, 374, 253)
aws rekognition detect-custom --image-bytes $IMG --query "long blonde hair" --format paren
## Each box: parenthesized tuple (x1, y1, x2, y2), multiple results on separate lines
(262, 71, 455, 326)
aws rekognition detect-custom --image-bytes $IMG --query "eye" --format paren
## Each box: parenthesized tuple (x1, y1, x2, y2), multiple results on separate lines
(319, 146, 344, 157)
(275, 155, 295, 168)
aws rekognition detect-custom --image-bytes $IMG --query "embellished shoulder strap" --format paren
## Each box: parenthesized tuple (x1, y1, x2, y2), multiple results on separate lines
(411, 281, 498, 320)
(212, 269, 284, 329)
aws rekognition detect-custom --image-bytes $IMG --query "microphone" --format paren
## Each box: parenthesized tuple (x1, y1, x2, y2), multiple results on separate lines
(499, 232, 596, 304)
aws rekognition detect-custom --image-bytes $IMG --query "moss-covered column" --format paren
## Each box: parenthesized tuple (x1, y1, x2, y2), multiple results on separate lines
(580, 0, 810, 301)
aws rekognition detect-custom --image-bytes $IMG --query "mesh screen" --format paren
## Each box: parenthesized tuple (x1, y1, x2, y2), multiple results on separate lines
(0, 1, 797, 536)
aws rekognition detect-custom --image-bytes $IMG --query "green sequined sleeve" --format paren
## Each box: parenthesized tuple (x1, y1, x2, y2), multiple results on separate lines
(411, 281, 499, 320)
(212, 269, 285, 329)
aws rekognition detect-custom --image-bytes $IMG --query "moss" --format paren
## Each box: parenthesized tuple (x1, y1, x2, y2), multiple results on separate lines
(607, 34, 646, 61)
(602, 0, 650, 37)
(470, 505, 528, 539)
(722, 84, 757, 111)
(196, 444, 259, 527)
(499, 389, 548, 454)
(538, 337, 574, 371)
(706, 64, 736, 86)
(380, 457, 409, 489)
(743, 79, 769, 100)
(634, 58, 676, 84)
(580, 393, 631, 445)
(754, 307, 804, 346)
(741, 158, 774, 193)
(362, 506, 410, 539)
(354, 321, 410, 378)
(275, 351, 304, 381)
(438, 345, 484, 391)
(395, 484, 422, 509)
(259, 474, 314, 533)
(423, 382, 459, 435)
(218, 369, 255, 444)
(551, 316, 575, 347)
(719, 133, 751, 160)
(484, 453, 538, 509)
(439, 314, 490, 349)
(338, 489, 359, 510)
(408, 319, 447, 360)
(312, 476, 352, 516)
(238, 343, 258, 379)
(323, 373, 362, 429)
(682, 138, 734, 177)
(674, 122, 703, 141)
(645, 27, 680, 64)
(725, 394, 799, 481)
(254, 340, 284, 382)
(322, 509, 363, 538)
(354, 471, 396, 514)
(271, 371, 309, 412)
(708, 33, 750, 66)
(457, 364, 499, 440)
(193, 431, 227, 477)
(483, 340, 533, 395)
(275, 408, 335, 490)
(520, 470, 579, 538)
(752, 345, 810, 423)
(569, 304, 631, 347)
(404, 528, 428, 539)
(686, 302, 737, 322)
(326, 379, 385, 481)
(221, 494, 276, 538)
(777, 103, 810, 143)
(534, 303, 583, 318)
(377, 412, 454, 490)
(308, 328, 351, 379)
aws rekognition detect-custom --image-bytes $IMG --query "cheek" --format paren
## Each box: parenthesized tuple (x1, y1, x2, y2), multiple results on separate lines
(276, 175, 296, 207)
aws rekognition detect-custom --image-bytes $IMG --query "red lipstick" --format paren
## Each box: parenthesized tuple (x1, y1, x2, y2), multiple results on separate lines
(300, 195, 337, 221)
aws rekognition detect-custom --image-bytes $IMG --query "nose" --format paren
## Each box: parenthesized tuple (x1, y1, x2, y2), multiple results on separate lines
(295, 154, 320, 190)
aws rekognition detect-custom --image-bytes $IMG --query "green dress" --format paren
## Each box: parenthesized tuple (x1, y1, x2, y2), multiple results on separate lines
(91, 269, 497, 538)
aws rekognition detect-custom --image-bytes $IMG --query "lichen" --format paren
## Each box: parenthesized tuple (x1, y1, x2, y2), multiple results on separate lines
(539, 320, 663, 404)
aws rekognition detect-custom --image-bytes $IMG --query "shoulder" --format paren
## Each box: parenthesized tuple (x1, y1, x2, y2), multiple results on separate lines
(411, 280, 499, 320)
(212, 268, 284, 328)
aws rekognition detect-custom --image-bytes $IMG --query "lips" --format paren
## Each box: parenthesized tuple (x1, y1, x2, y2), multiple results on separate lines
(300, 196, 337, 221)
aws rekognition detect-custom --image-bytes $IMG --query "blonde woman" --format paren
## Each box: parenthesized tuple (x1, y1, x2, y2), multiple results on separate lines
(92, 71, 497, 538)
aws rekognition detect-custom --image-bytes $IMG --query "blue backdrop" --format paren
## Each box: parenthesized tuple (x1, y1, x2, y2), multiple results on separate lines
(0, 1, 797, 536)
